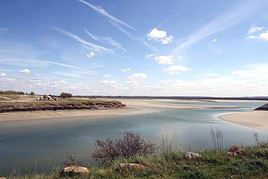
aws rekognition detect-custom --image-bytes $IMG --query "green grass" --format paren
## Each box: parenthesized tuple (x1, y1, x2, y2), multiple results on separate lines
(9, 144, 268, 179)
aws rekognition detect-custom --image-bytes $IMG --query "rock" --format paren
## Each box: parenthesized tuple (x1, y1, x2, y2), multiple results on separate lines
(62, 166, 90, 176)
(255, 103, 268, 110)
(0, 177, 7, 179)
(227, 145, 244, 157)
(185, 152, 203, 160)
(116, 163, 148, 171)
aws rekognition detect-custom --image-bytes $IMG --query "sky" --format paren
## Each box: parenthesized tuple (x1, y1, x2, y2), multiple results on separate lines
(0, 0, 268, 96)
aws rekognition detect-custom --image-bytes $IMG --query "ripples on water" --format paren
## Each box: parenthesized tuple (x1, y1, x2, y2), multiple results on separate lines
(0, 100, 267, 175)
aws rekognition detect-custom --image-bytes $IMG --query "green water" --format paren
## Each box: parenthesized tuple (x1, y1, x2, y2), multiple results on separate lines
(0, 100, 266, 175)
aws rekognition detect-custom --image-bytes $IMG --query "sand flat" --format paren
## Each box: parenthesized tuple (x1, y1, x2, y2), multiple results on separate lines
(0, 99, 246, 122)
(220, 111, 268, 129)
(0, 99, 197, 122)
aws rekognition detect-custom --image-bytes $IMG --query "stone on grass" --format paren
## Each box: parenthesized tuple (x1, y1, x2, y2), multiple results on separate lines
(185, 152, 203, 160)
(62, 165, 90, 175)
(227, 145, 244, 157)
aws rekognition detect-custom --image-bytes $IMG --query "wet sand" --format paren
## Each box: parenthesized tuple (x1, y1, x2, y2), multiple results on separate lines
(219, 111, 268, 129)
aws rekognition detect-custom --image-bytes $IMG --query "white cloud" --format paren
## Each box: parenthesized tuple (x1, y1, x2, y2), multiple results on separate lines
(127, 73, 147, 86)
(246, 35, 258, 39)
(103, 74, 111, 78)
(1, 64, 268, 96)
(100, 80, 117, 86)
(20, 68, 31, 74)
(212, 38, 217, 43)
(0, 72, 7, 77)
(163, 65, 191, 74)
(120, 68, 131, 73)
(259, 31, 268, 41)
(86, 51, 96, 59)
(154, 55, 174, 65)
(145, 54, 155, 59)
(247, 26, 264, 34)
(247, 31, 268, 41)
(127, 73, 147, 80)
(147, 28, 173, 44)
(232, 64, 268, 79)
(205, 72, 219, 78)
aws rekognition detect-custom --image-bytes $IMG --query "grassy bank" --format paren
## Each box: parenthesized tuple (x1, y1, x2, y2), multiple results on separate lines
(0, 98, 125, 113)
(9, 143, 268, 179)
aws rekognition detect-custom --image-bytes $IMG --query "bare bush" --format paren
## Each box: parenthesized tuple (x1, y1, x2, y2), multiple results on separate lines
(92, 132, 156, 164)
(63, 154, 80, 167)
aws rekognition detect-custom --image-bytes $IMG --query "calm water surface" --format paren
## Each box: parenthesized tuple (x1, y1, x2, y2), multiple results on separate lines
(0, 100, 267, 175)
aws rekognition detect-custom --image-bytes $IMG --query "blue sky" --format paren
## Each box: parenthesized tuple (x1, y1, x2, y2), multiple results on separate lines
(0, 0, 268, 96)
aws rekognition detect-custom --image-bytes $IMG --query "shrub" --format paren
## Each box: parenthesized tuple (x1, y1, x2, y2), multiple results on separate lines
(92, 132, 156, 164)
(60, 92, 72, 98)
(63, 154, 80, 167)
(0, 90, 24, 95)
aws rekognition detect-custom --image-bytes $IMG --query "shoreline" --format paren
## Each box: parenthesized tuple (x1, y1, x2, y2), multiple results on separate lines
(219, 111, 268, 129)
(0, 99, 265, 124)
(0, 99, 241, 123)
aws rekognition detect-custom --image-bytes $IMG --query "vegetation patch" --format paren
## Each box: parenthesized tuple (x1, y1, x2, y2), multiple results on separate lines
(0, 98, 126, 113)
(6, 134, 268, 179)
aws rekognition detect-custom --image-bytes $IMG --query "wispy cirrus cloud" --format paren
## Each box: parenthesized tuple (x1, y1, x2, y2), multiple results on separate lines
(53, 68, 97, 79)
(0, 58, 81, 70)
(120, 68, 131, 73)
(78, 0, 135, 31)
(78, 0, 157, 52)
(85, 28, 126, 52)
(172, 0, 268, 55)
(51, 27, 112, 54)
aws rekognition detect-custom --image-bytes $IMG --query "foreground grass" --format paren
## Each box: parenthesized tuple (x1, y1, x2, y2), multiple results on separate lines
(11, 143, 268, 179)
(0, 98, 125, 113)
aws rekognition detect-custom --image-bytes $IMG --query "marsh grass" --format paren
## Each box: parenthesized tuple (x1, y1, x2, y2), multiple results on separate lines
(160, 134, 173, 155)
(254, 131, 260, 146)
(210, 128, 224, 152)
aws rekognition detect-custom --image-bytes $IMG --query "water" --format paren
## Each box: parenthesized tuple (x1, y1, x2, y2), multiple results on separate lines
(0, 100, 267, 175)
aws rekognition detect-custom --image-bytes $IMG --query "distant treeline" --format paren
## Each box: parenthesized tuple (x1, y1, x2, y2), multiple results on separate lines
(0, 90, 35, 95)
(74, 95, 268, 101)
